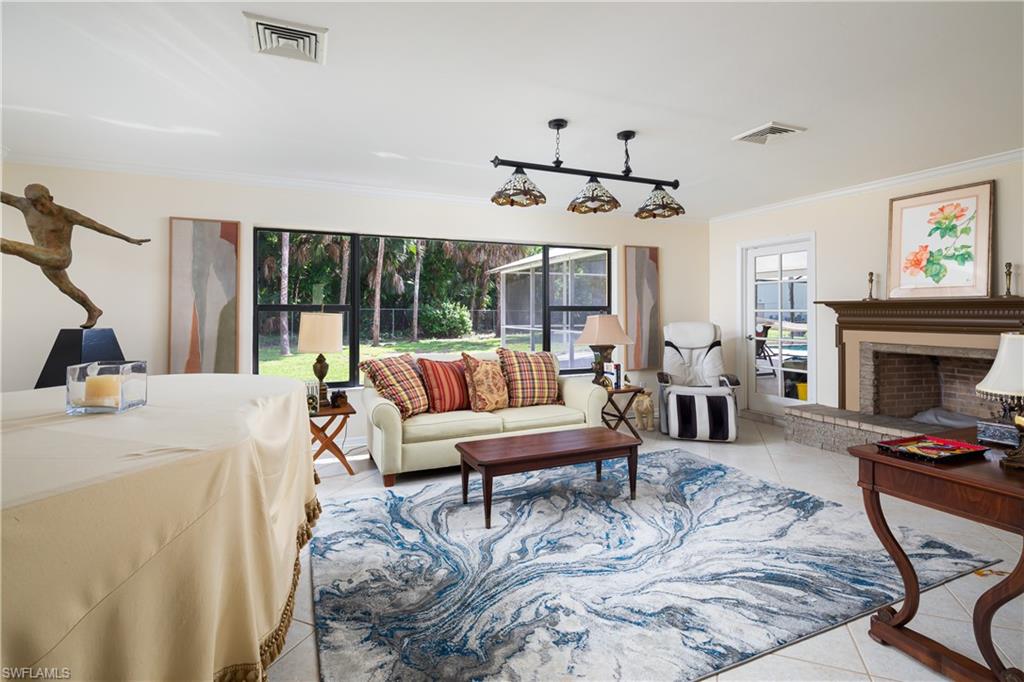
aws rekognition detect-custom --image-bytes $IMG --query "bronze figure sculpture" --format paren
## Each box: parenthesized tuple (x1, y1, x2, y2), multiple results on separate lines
(1, 184, 150, 328)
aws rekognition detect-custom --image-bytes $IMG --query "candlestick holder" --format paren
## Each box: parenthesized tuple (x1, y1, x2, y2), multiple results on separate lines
(66, 360, 147, 415)
(862, 272, 877, 301)
(1001, 262, 1015, 297)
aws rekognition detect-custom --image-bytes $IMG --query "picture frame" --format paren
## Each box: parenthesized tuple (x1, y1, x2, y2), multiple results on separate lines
(886, 180, 994, 299)
(623, 245, 661, 370)
(168, 217, 241, 373)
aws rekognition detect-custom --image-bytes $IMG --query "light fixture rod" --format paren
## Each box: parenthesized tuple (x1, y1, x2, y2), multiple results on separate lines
(490, 156, 679, 190)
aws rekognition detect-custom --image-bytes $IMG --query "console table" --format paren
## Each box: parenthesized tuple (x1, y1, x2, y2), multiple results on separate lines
(849, 428, 1023, 681)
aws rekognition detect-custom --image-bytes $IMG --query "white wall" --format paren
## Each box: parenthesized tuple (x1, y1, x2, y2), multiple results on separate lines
(708, 155, 1023, 410)
(1, 163, 710, 436)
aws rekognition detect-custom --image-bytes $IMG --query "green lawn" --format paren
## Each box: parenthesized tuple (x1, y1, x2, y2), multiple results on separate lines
(257, 334, 533, 383)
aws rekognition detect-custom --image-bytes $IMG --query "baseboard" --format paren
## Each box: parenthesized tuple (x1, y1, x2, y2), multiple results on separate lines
(740, 410, 787, 428)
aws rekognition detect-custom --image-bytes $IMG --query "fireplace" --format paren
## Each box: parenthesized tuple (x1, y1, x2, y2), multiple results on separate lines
(859, 343, 997, 420)
(783, 297, 1023, 454)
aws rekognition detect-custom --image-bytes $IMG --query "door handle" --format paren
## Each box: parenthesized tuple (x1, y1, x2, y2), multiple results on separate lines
(746, 334, 755, 341)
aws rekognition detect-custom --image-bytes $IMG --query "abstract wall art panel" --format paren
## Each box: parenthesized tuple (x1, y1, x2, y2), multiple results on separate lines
(887, 180, 994, 299)
(624, 245, 661, 370)
(168, 218, 240, 373)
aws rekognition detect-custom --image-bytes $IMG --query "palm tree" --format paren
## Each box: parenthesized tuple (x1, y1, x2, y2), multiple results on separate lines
(279, 231, 291, 355)
(339, 238, 350, 305)
(370, 237, 386, 346)
(411, 240, 426, 341)
(364, 238, 413, 344)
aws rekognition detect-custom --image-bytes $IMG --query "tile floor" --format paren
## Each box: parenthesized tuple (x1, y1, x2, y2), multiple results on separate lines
(270, 419, 1023, 682)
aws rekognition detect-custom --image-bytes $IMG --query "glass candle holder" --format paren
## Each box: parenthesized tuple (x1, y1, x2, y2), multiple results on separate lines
(66, 361, 148, 415)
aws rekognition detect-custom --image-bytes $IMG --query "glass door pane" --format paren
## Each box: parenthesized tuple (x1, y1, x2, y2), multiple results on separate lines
(747, 243, 813, 413)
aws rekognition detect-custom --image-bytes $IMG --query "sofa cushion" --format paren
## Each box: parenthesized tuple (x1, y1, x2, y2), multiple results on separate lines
(497, 348, 561, 408)
(359, 354, 428, 420)
(494, 404, 585, 432)
(402, 410, 503, 444)
(418, 358, 470, 413)
(462, 353, 509, 412)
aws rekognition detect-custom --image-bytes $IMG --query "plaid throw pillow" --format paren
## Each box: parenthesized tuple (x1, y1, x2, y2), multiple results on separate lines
(462, 353, 509, 412)
(496, 348, 561, 408)
(359, 354, 428, 420)
(417, 358, 470, 413)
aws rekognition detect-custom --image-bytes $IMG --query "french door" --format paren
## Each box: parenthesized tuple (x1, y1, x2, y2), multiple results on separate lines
(743, 238, 815, 414)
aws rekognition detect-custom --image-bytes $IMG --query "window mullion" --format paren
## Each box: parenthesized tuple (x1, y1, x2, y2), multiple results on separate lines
(541, 245, 551, 352)
(349, 233, 361, 386)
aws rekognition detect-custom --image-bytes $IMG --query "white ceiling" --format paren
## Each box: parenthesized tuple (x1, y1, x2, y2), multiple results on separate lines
(2, 2, 1022, 219)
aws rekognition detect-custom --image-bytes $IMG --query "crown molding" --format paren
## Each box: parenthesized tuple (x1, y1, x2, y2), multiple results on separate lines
(1, 151, 709, 224)
(1, 151, 492, 208)
(711, 148, 1024, 223)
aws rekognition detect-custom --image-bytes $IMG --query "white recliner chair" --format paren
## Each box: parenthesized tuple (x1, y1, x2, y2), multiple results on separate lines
(658, 322, 740, 442)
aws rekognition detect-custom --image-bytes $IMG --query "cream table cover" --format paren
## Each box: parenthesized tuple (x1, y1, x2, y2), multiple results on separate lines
(1, 375, 320, 681)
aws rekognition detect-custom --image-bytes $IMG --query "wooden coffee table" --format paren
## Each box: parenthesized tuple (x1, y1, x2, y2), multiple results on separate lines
(456, 427, 642, 528)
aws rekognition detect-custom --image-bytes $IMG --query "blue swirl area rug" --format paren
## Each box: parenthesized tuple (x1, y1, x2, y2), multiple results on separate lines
(311, 449, 993, 681)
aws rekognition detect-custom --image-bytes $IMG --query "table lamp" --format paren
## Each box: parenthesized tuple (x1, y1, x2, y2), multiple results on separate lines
(576, 314, 634, 386)
(976, 332, 1024, 469)
(298, 312, 343, 406)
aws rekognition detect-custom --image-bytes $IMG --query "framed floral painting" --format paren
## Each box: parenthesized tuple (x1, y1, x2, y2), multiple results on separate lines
(886, 180, 994, 299)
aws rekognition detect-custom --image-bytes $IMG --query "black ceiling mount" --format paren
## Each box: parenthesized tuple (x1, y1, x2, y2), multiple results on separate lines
(617, 130, 635, 176)
(547, 118, 567, 167)
(492, 122, 678, 190)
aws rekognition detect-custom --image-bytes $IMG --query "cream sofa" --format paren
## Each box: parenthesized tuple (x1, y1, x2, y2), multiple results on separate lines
(362, 352, 607, 486)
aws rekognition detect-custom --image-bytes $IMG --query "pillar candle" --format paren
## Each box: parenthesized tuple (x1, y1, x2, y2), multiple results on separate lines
(83, 375, 122, 408)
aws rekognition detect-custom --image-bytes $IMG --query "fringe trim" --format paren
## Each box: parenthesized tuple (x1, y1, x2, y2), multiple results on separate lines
(213, 494, 321, 682)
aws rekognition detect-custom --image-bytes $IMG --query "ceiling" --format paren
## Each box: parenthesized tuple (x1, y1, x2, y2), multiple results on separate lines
(2, 2, 1022, 219)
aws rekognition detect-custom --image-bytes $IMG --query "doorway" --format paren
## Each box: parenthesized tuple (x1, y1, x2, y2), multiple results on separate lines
(740, 237, 816, 415)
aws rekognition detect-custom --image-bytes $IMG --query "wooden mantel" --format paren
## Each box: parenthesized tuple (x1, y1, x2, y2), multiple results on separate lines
(816, 297, 1024, 409)
(817, 297, 1024, 339)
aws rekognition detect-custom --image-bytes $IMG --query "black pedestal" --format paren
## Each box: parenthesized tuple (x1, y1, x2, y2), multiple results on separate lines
(35, 328, 125, 389)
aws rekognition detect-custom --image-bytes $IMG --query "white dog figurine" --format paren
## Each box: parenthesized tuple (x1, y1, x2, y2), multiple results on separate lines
(633, 390, 655, 431)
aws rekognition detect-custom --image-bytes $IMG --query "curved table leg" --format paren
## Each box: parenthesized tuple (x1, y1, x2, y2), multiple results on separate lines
(973, 549, 1024, 682)
(862, 488, 920, 639)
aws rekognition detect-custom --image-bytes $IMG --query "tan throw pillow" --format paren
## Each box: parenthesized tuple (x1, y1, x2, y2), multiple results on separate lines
(461, 353, 509, 412)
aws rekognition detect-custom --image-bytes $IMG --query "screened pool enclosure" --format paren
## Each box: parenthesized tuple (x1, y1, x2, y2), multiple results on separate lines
(490, 248, 610, 370)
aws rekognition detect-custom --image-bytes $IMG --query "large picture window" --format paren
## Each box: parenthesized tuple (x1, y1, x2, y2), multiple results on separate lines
(254, 230, 610, 387)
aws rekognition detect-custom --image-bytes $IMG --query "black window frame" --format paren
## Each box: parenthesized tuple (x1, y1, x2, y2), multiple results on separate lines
(253, 228, 611, 388)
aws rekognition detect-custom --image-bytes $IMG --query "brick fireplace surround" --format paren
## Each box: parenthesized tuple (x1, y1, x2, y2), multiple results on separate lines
(860, 343, 996, 419)
(785, 297, 1024, 453)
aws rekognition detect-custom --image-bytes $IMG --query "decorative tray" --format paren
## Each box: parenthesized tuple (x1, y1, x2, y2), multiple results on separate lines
(875, 435, 988, 464)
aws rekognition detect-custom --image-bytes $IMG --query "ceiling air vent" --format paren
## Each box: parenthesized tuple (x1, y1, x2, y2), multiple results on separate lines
(244, 12, 328, 65)
(732, 121, 806, 145)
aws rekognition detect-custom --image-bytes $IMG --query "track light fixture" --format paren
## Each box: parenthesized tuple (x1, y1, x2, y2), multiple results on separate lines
(490, 119, 685, 219)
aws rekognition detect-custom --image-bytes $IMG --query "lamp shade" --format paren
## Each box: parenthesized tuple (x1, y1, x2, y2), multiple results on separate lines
(297, 312, 344, 354)
(977, 332, 1024, 400)
(491, 167, 546, 207)
(635, 184, 686, 219)
(576, 314, 634, 346)
(566, 176, 620, 214)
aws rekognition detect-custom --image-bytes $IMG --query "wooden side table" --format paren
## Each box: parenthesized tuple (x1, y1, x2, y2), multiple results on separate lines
(602, 385, 643, 440)
(310, 402, 357, 477)
(849, 428, 1023, 682)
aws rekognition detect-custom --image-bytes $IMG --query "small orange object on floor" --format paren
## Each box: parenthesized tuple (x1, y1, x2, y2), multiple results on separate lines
(310, 402, 357, 477)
